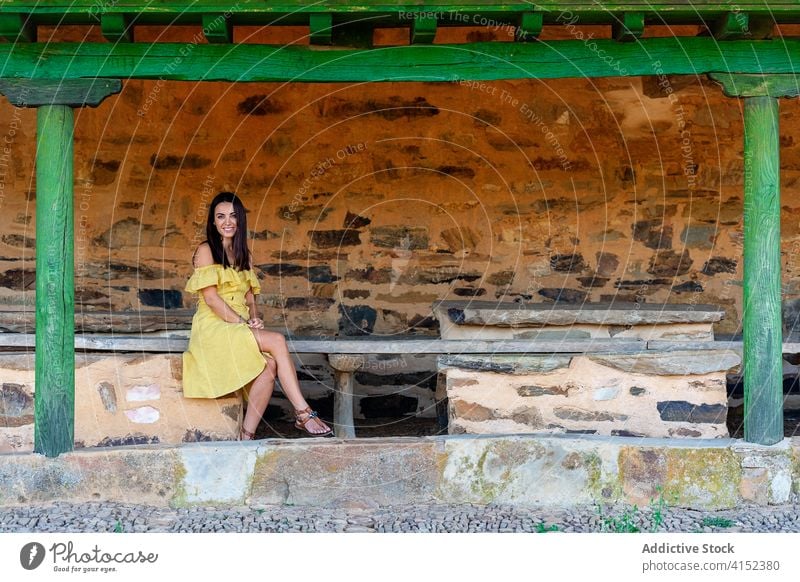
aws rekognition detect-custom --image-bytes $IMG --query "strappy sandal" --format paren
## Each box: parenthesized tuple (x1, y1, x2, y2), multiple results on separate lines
(294, 407, 333, 437)
(240, 426, 256, 441)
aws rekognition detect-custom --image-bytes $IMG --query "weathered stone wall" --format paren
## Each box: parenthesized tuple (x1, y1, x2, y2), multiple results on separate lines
(2, 434, 798, 509)
(441, 352, 737, 438)
(2, 25, 800, 338)
(0, 353, 240, 453)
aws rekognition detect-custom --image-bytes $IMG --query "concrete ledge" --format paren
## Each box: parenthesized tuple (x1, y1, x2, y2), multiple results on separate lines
(0, 435, 798, 510)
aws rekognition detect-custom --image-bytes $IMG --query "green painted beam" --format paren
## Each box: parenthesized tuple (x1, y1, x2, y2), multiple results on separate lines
(712, 11, 751, 40)
(710, 73, 800, 98)
(100, 13, 133, 43)
(1, 38, 800, 82)
(613, 12, 644, 42)
(309, 13, 333, 45)
(202, 13, 233, 44)
(34, 105, 75, 458)
(411, 14, 437, 44)
(742, 95, 783, 446)
(516, 12, 542, 42)
(0, 13, 36, 42)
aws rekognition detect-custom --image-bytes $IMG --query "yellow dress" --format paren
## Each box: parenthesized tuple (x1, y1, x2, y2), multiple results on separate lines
(182, 264, 268, 399)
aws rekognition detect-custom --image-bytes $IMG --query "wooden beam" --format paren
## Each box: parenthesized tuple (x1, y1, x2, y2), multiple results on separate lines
(0, 79, 122, 108)
(202, 13, 232, 44)
(2, 38, 800, 82)
(34, 105, 75, 458)
(0, 12, 36, 42)
(309, 13, 333, 45)
(516, 11, 542, 41)
(742, 95, 783, 446)
(710, 72, 800, 98)
(100, 13, 133, 43)
(613, 12, 644, 42)
(411, 14, 437, 44)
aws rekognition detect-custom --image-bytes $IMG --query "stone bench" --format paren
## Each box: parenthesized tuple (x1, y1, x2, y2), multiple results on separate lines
(0, 352, 240, 454)
(1, 300, 797, 446)
(432, 301, 742, 438)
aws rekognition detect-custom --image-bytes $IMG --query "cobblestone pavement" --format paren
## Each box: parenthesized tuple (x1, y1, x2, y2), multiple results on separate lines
(1, 501, 800, 533)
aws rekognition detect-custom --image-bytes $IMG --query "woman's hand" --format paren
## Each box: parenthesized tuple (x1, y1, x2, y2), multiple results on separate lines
(246, 317, 264, 329)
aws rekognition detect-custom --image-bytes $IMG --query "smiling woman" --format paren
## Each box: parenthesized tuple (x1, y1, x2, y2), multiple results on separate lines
(181, 191, 332, 439)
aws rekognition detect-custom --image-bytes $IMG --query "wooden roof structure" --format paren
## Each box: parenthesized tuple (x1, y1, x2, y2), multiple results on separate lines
(0, 0, 798, 454)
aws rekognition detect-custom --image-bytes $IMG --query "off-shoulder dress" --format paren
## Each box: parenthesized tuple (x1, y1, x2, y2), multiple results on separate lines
(182, 264, 271, 398)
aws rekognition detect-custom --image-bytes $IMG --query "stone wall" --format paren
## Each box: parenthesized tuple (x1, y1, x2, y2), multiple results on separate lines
(0, 353, 240, 453)
(441, 351, 738, 438)
(6, 26, 800, 339)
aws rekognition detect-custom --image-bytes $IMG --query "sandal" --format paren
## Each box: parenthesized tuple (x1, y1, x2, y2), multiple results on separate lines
(240, 426, 256, 441)
(294, 407, 333, 437)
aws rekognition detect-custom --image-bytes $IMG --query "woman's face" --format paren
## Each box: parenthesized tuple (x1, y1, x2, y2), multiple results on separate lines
(213, 201, 237, 241)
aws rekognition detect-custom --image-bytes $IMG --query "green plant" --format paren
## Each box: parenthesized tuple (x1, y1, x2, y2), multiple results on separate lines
(701, 516, 733, 528)
(595, 490, 670, 533)
(596, 504, 641, 533)
(535, 522, 559, 533)
(113, 520, 123, 533)
(649, 491, 667, 531)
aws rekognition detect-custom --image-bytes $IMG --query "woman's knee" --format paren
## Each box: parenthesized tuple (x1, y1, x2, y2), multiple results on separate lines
(254, 330, 287, 353)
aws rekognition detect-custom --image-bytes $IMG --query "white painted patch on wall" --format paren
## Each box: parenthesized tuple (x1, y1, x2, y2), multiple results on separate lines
(126, 384, 161, 401)
(124, 406, 160, 423)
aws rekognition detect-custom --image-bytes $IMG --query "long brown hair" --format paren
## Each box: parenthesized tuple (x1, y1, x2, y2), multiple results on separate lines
(205, 191, 251, 270)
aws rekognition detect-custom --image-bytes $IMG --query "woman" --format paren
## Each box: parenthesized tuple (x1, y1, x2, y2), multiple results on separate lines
(182, 191, 332, 439)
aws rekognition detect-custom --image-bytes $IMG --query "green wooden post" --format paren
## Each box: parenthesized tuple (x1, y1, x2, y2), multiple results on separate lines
(35, 105, 75, 457)
(743, 96, 782, 445)
(0, 80, 120, 457)
(709, 73, 800, 446)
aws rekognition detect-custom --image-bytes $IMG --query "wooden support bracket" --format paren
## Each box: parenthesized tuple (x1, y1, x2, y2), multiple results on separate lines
(0, 78, 122, 108)
(310, 13, 333, 45)
(101, 13, 133, 43)
(202, 13, 233, 44)
(709, 73, 800, 98)
(516, 12, 543, 42)
(712, 11, 750, 40)
(0, 12, 36, 42)
(411, 14, 437, 44)
(613, 12, 644, 42)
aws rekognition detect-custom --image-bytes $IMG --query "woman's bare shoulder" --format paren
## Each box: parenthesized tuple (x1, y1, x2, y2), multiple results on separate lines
(192, 243, 214, 268)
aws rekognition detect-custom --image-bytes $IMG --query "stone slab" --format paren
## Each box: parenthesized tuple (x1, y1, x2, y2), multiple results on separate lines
(433, 301, 726, 327)
(0, 435, 797, 511)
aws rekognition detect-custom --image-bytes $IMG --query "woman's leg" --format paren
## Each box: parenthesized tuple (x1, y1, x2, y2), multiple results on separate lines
(250, 330, 331, 434)
(241, 358, 277, 440)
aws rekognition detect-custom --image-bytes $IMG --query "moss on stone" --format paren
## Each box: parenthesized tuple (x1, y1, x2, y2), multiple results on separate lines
(585, 451, 623, 503)
(791, 442, 800, 495)
(169, 458, 188, 508)
(663, 448, 741, 510)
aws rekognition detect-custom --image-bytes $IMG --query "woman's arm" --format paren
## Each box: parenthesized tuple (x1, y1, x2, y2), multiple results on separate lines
(245, 289, 258, 320)
(201, 287, 248, 324)
(245, 256, 264, 328)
